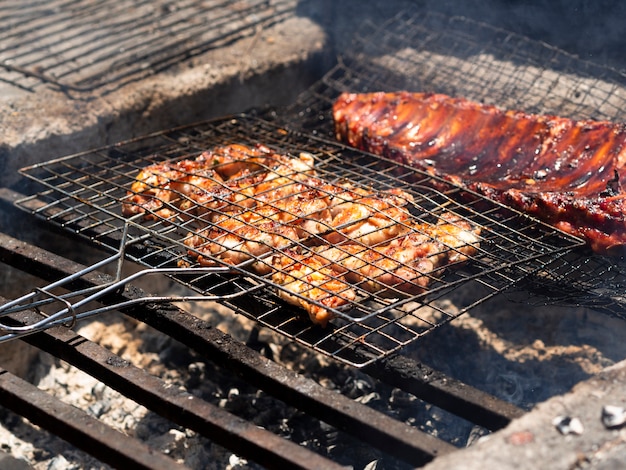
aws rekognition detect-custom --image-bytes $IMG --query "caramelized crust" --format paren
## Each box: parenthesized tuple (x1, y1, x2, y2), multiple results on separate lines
(333, 91, 626, 254)
(124, 142, 482, 326)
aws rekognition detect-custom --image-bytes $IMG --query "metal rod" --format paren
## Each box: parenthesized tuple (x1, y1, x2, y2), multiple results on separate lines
(6, 305, 344, 470)
(0, 368, 189, 470)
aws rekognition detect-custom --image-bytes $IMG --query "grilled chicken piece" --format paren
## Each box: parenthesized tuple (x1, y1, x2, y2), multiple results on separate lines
(126, 143, 482, 327)
(182, 185, 414, 272)
(311, 243, 435, 296)
(419, 212, 483, 264)
(122, 144, 317, 221)
(196, 143, 311, 180)
(179, 150, 416, 272)
(324, 195, 412, 246)
(314, 212, 481, 295)
(122, 162, 193, 220)
(186, 215, 301, 273)
(269, 212, 480, 324)
(270, 249, 357, 327)
(333, 91, 626, 255)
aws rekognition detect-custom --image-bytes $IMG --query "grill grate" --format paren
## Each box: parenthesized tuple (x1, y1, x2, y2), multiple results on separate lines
(283, 10, 626, 320)
(17, 115, 581, 366)
(285, 10, 626, 135)
(0, 0, 294, 92)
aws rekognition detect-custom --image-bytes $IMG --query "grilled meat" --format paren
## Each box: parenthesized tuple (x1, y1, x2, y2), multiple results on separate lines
(313, 215, 480, 296)
(185, 210, 301, 273)
(333, 91, 626, 255)
(270, 212, 480, 324)
(183, 181, 415, 273)
(124, 143, 481, 326)
(122, 144, 316, 221)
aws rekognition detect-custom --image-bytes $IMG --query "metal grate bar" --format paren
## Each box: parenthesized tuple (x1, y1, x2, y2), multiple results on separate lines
(145, 290, 524, 432)
(15, 115, 581, 365)
(0, 229, 457, 466)
(364, 355, 525, 431)
(0, 364, 189, 470)
(130, 302, 456, 466)
(0, 0, 296, 91)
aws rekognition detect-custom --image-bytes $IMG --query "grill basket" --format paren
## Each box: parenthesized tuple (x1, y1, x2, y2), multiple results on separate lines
(283, 9, 626, 321)
(0, 0, 293, 92)
(16, 115, 581, 366)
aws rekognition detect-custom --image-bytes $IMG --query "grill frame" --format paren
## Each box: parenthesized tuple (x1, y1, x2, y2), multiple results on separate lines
(15, 114, 583, 367)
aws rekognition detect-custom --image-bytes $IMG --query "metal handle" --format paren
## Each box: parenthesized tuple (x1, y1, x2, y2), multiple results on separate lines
(0, 222, 253, 343)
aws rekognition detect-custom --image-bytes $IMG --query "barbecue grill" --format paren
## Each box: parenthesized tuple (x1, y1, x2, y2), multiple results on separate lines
(2, 4, 626, 469)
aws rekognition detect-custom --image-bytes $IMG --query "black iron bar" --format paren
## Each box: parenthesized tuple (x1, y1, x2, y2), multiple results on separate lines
(0, 230, 456, 466)
(365, 355, 525, 430)
(0, 303, 342, 470)
(123, 302, 457, 466)
(0, 367, 189, 470)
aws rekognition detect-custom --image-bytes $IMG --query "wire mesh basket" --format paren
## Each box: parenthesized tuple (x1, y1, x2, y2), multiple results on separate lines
(0, 0, 294, 91)
(16, 114, 582, 366)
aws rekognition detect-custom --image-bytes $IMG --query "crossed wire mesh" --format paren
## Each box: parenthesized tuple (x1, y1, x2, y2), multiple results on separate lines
(17, 115, 581, 366)
(285, 10, 626, 134)
(0, 0, 295, 92)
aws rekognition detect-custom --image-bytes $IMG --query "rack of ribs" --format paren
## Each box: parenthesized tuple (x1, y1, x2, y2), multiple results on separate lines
(333, 91, 626, 255)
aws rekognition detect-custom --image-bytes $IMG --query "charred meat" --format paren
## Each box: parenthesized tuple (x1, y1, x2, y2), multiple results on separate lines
(333, 91, 626, 255)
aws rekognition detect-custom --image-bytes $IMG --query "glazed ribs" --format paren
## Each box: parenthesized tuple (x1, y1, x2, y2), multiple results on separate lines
(333, 91, 626, 255)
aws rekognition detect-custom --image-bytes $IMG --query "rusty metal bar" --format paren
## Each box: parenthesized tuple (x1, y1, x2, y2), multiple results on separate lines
(0, 304, 342, 470)
(365, 355, 526, 430)
(0, 229, 456, 466)
(0, 368, 188, 470)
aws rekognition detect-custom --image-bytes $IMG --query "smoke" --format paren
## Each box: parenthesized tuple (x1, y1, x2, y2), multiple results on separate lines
(421, 0, 626, 70)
